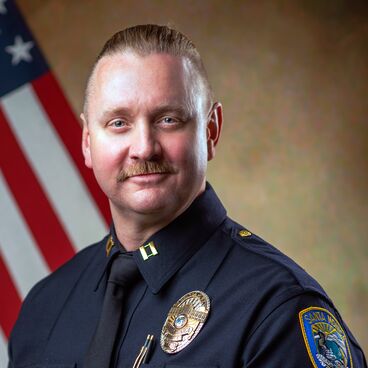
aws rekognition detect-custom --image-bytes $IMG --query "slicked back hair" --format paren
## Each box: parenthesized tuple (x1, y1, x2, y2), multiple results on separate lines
(84, 24, 213, 115)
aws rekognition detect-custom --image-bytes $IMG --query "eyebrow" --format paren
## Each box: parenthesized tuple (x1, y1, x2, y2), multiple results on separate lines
(151, 105, 194, 120)
(98, 103, 194, 122)
(98, 107, 132, 122)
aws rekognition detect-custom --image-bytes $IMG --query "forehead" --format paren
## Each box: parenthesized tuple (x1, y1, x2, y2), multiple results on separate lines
(88, 52, 196, 116)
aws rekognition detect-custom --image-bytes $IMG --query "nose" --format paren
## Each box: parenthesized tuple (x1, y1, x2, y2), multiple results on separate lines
(129, 121, 161, 161)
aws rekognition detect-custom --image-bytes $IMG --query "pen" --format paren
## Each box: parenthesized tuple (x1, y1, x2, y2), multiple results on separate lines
(133, 334, 154, 368)
(142, 334, 154, 364)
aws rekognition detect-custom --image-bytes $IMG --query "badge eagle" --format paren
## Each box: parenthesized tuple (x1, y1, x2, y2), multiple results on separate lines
(299, 307, 353, 368)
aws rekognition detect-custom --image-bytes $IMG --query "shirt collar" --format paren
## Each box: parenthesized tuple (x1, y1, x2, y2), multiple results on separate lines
(96, 182, 227, 294)
(94, 224, 128, 290)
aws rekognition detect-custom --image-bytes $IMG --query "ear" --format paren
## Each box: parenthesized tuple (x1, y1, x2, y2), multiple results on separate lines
(207, 102, 223, 161)
(81, 113, 93, 169)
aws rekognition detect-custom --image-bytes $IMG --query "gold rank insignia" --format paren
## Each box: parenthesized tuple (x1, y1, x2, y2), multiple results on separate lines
(239, 229, 252, 237)
(160, 290, 210, 354)
(139, 241, 158, 261)
(105, 235, 115, 256)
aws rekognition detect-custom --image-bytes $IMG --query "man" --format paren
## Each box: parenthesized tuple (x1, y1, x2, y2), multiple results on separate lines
(8, 24, 366, 368)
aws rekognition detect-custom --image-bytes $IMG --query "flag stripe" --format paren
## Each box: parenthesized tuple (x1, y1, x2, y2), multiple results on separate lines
(32, 73, 111, 224)
(0, 251, 22, 338)
(0, 171, 49, 297)
(0, 328, 8, 366)
(0, 106, 75, 270)
(1, 85, 107, 252)
(1, 2, 111, 364)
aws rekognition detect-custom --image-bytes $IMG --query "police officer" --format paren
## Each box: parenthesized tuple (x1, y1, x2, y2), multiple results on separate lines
(8, 24, 367, 368)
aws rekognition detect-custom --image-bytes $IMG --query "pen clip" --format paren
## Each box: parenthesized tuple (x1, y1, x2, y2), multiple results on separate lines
(132, 334, 154, 368)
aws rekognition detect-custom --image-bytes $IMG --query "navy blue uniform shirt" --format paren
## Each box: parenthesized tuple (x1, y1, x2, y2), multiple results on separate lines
(8, 184, 367, 367)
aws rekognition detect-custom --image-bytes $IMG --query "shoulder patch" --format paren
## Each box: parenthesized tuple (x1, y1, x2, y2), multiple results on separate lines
(299, 307, 353, 368)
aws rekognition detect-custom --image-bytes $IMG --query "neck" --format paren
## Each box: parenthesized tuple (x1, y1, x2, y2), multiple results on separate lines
(110, 182, 206, 251)
(109, 203, 192, 251)
(110, 184, 206, 251)
(111, 211, 173, 251)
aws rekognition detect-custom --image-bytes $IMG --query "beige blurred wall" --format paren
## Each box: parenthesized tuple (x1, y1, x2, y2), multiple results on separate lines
(17, 0, 368, 352)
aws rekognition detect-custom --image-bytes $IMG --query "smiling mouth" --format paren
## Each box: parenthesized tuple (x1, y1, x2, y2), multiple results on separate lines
(131, 172, 167, 177)
(128, 171, 170, 180)
(116, 161, 176, 182)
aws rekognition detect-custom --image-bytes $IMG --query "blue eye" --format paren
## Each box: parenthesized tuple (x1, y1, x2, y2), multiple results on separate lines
(163, 117, 175, 124)
(112, 119, 125, 127)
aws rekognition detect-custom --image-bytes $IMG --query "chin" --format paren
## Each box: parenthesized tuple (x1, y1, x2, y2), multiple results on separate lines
(127, 190, 178, 215)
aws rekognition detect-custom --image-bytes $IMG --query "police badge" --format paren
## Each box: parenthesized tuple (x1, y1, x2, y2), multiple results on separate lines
(160, 291, 210, 354)
(299, 307, 353, 368)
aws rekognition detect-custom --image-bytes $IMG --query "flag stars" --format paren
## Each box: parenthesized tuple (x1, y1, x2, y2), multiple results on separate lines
(0, 0, 7, 14)
(5, 35, 34, 65)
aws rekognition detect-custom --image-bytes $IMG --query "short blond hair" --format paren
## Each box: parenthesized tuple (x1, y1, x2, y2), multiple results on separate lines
(84, 24, 213, 114)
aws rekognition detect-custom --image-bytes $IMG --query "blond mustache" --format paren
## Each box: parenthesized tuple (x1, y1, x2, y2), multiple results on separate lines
(117, 161, 177, 182)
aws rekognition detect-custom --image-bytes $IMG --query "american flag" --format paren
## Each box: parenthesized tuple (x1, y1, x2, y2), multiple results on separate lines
(0, 0, 110, 363)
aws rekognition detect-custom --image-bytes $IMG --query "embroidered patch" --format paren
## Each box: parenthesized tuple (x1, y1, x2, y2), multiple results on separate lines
(299, 307, 353, 368)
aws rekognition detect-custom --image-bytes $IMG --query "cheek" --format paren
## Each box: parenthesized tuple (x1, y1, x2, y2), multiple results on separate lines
(164, 132, 207, 169)
(90, 135, 125, 173)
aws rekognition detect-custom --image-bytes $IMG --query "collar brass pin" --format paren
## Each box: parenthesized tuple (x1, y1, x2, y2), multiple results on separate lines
(105, 235, 115, 257)
(139, 241, 158, 261)
(160, 290, 210, 354)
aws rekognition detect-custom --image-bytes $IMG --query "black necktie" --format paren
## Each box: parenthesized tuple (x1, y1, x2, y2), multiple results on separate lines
(84, 253, 141, 368)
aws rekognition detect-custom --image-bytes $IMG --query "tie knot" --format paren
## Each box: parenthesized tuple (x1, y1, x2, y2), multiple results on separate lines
(108, 253, 141, 288)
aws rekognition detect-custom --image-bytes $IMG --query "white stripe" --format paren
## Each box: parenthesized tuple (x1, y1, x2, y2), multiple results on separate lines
(0, 171, 49, 298)
(1, 85, 107, 251)
(0, 328, 8, 368)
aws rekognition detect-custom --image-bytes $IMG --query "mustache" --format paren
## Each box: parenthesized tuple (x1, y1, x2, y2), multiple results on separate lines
(116, 161, 177, 182)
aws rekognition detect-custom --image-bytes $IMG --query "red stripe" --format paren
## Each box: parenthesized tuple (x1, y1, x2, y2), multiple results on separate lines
(32, 73, 110, 225)
(0, 106, 75, 271)
(0, 252, 22, 338)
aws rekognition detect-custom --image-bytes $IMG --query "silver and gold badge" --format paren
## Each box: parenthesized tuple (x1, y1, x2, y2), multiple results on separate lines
(160, 290, 210, 354)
